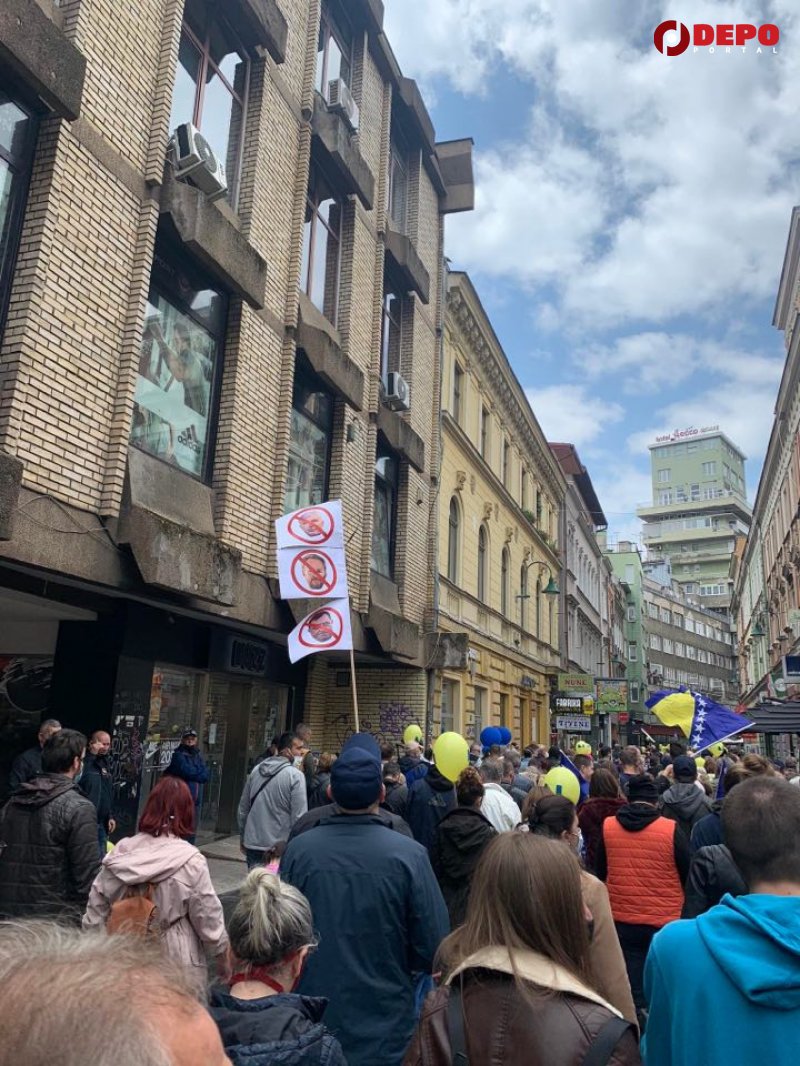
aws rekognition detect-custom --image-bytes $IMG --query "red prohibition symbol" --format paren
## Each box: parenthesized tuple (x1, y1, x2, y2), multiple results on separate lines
(287, 506, 335, 545)
(290, 549, 337, 596)
(298, 607, 344, 648)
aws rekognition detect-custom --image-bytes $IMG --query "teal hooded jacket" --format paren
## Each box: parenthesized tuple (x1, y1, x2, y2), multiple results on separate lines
(642, 893, 800, 1066)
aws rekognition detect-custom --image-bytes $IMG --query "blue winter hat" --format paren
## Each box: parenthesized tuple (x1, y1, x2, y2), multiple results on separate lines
(330, 746, 383, 810)
(342, 732, 381, 761)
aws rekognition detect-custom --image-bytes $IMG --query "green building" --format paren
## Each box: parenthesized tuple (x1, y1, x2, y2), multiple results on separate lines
(603, 541, 649, 740)
(637, 429, 751, 613)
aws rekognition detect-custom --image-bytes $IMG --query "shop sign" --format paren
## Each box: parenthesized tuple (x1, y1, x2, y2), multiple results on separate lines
(552, 695, 583, 712)
(618, 712, 630, 724)
(555, 714, 592, 732)
(212, 633, 270, 676)
(558, 672, 594, 697)
(596, 679, 629, 712)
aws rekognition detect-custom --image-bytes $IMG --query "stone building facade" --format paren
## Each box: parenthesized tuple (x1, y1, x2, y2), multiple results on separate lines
(433, 272, 564, 749)
(0, 0, 472, 834)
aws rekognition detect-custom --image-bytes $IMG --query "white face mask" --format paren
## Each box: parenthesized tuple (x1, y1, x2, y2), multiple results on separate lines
(574, 827, 585, 857)
(293, 756, 304, 768)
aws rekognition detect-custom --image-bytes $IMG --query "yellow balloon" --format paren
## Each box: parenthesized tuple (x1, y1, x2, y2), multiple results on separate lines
(543, 766, 580, 805)
(695, 756, 706, 769)
(403, 724, 423, 745)
(708, 742, 725, 759)
(433, 731, 469, 783)
(574, 741, 592, 756)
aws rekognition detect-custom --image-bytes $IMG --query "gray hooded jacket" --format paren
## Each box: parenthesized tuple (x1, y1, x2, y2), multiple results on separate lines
(238, 756, 308, 850)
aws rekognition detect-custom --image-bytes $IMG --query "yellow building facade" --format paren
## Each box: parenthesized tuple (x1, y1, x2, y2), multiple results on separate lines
(433, 272, 566, 748)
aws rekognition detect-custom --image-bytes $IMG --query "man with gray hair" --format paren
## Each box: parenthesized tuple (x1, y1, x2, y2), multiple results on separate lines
(479, 757, 522, 831)
(8, 718, 61, 792)
(0, 921, 230, 1065)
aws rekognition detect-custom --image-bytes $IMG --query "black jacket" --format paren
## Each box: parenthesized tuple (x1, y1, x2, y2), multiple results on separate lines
(682, 844, 747, 918)
(209, 987, 347, 1066)
(80, 753, 113, 829)
(595, 802, 691, 885)
(660, 782, 712, 837)
(690, 802, 723, 852)
(8, 746, 42, 792)
(0, 774, 100, 920)
(383, 780, 409, 819)
(430, 806, 497, 927)
(307, 773, 331, 810)
(406, 766, 456, 852)
(288, 803, 413, 841)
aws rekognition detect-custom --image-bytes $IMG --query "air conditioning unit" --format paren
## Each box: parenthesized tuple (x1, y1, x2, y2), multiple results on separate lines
(384, 371, 410, 412)
(171, 122, 227, 201)
(327, 78, 359, 132)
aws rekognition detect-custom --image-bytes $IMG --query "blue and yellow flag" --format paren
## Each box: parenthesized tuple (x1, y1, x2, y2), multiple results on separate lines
(645, 689, 754, 751)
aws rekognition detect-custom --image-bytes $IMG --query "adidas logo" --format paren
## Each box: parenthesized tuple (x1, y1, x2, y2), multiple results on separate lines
(177, 425, 201, 453)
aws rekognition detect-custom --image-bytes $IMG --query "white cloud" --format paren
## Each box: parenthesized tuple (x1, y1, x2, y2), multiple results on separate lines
(385, 0, 800, 328)
(524, 384, 624, 449)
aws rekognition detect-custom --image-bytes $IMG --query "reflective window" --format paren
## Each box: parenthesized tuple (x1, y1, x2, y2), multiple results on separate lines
(388, 133, 408, 233)
(447, 497, 459, 583)
(169, 0, 248, 205)
(478, 525, 488, 602)
(0, 94, 37, 337)
(300, 166, 342, 325)
(315, 5, 353, 98)
(284, 363, 333, 513)
(372, 441, 399, 578)
(380, 273, 402, 384)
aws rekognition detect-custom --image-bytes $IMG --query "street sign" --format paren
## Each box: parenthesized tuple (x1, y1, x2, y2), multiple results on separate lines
(618, 712, 630, 724)
(555, 714, 592, 732)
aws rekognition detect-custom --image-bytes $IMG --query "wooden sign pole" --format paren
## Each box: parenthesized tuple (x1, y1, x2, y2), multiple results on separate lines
(349, 645, 360, 733)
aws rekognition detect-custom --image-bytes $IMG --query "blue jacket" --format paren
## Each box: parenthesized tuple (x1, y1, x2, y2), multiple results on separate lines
(689, 804, 722, 852)
(643, 893, 800, 1066)
(209, 988, 346, 1066)
(281, 813, 449, 1066)
(164, 745, 209, 803)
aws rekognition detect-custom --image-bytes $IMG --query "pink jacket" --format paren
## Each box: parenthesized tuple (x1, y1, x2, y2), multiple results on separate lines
(83, 833, 228, 985)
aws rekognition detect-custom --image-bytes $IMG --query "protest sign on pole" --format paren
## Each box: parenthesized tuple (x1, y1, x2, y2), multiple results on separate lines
(278, 546, 349, 600)
(288, 599, 353, 663)
(276, 501, 344, 550)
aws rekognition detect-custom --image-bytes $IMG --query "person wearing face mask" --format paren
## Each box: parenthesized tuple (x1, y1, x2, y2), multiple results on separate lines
(527, 794, 637, 1026)
(210, 868, 346, 1065)
(238, 731, 308, 870)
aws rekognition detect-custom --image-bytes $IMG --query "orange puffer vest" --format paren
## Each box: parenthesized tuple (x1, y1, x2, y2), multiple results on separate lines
(603, 815, 683, 927)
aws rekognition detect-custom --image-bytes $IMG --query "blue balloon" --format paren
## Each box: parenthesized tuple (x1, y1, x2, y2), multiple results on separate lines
(497, 727, 513, 746)
(480, 726, 502, 748)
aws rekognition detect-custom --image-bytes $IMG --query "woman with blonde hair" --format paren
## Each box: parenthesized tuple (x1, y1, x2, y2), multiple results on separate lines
(210, 867, 346, 1064)
(405, 833, 640, 1065)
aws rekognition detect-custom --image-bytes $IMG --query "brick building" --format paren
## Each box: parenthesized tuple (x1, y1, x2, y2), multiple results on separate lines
(0, 0, 472, 837)
(433, 272, 564, 749)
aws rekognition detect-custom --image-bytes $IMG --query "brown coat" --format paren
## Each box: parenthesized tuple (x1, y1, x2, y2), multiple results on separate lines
(582, 871, 638, 1026)
(404, 947, 641, 1066)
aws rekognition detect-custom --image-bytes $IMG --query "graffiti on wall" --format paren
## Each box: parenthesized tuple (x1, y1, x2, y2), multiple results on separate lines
(329, 702, 416, 752)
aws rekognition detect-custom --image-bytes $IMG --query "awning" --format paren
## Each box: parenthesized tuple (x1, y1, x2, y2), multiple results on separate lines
(747, 702, 800, 734)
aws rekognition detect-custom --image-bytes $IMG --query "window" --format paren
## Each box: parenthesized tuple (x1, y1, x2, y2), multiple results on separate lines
(480, 406, 490, 459)
(629, 683, 640, 704)
(473, 686, 487, 739)
(658, 491, 672, 505)
(650, 634, 662, 651)
(521, 466, 528, 510)
(132, 249, 227, 480)
(675, 642, 685, 656)
(300, 166, 342, 324)
(284, 361, 333, 512)
(625, 564, 635, 584)
(648, 602, 659, 619)
(657, 468, 671, 483)
(440, 679, 458, 734)
(371, 440, 399, 578)
(502, 439, 511, 488)
(477, 525, 488, 602)
(627, 606, 636, 621)
(453, 363, 463, 423)
(702, 461, 716, 476)
(690, 484, 700, 500)
(380, 272, 402, 385)
(169, 0, 249, 205)
(628, 642, 638, 661)
(501, 546, 511, 616)
(535, 578, 542, 638)
(499, 692, 509, 728)
(660, 608, 671, 624)
(0, 94, 38, 335)
(519, 564, 528, 629)
(447, 497, 459, 583)
(664, 638, 674, 654)
(536, 490, 543, 526)
(315, 3, 352, 97)
(388, 132, 408, 233)
(687, 645, 696, 659)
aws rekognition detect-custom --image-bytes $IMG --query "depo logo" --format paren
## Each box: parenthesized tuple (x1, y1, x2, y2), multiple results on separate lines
(654, 21, 779, 55)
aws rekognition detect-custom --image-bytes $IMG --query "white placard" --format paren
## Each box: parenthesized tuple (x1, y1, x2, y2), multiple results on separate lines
(276, 501, 344, 551)
(555, 715, 592, 733)
(288, 599, 353, 663)
(278, 546, 349, 600)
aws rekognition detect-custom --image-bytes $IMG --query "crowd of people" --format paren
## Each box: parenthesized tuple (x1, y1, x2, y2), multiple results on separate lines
(1, 721, 800, 1065)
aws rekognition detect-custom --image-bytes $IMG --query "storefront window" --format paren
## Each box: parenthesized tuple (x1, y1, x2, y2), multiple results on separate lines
(0, 93, 38, 338)
(284, 363, 333, 512)
(371, 441, 399, 579)
(131, 249, 227, 480)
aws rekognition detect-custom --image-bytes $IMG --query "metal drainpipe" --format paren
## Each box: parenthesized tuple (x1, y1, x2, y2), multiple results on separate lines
(424, 235, 448, 751)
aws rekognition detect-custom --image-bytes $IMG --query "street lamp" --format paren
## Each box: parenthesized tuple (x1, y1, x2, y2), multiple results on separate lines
(516, 558, 560, 599)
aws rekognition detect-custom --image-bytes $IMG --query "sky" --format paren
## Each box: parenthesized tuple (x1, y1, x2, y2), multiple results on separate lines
(383, 0, 800, 545)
